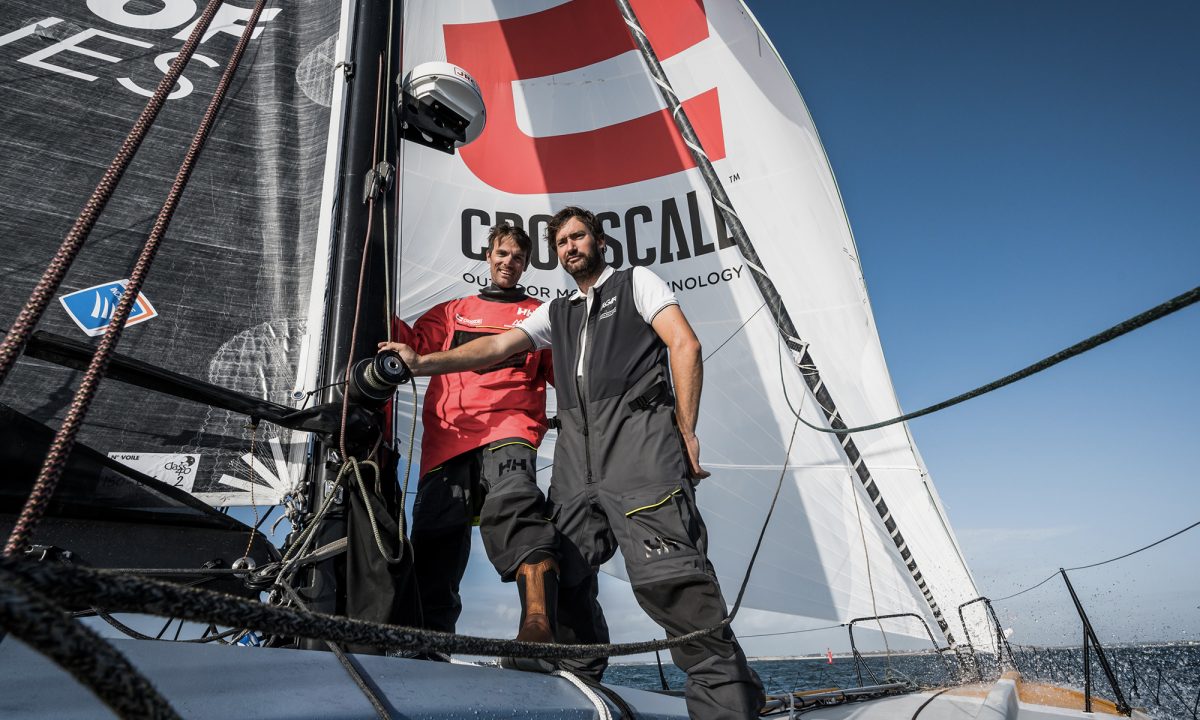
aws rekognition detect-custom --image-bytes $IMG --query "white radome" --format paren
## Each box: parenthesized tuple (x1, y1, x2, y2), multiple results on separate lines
(401, 61, 486, 146)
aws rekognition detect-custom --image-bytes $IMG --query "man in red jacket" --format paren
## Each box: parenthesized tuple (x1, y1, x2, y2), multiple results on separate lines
(388, 223, 557, 661)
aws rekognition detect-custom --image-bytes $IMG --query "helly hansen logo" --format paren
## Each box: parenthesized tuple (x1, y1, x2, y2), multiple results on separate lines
(498, 458, 529, 475)
(443, 0, 725, 194)
(516, 306, 534, 317)
(643, 536, 681, 558)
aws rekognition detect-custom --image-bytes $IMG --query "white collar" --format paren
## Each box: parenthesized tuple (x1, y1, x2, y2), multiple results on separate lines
(569, 265, 614, 302)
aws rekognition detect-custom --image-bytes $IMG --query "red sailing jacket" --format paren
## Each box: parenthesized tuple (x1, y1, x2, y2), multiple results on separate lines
(393, 292, 553, 477)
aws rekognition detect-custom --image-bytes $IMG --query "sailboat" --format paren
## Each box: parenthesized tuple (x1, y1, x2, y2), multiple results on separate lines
(0, 1, 1173, 717)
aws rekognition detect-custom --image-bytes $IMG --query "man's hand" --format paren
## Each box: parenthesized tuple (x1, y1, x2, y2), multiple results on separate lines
(377, 328, 533, 377)
(681, 431, 711, 482)
(377, 341, 422, 375)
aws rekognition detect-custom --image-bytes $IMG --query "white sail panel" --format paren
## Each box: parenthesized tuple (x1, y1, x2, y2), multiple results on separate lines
(397, 0, 984, 642)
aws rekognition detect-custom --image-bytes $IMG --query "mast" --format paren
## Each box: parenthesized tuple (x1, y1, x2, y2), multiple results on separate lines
(615, 0, 960, 646)
(300, 0, 402, 628)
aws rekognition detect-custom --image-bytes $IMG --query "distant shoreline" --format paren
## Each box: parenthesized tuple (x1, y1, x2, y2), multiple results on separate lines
(608, 639, 1199, 666)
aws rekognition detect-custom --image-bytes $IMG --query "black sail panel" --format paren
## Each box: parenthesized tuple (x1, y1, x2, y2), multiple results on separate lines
(0, 2, 340, 509)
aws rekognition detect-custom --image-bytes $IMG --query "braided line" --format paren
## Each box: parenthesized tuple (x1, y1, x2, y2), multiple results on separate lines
(0, 566, 180, 719)
(4, 555, 724, 660)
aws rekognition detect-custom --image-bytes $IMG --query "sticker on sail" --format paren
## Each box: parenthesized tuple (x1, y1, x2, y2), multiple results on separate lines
(59, 279, 158, 337)
(198, 435, 296, 508)
(108, 452, 200, 491)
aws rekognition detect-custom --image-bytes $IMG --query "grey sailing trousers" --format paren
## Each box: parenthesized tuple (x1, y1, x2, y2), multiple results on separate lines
(410, 438, 557, 632)
(549, 476, 764, 718)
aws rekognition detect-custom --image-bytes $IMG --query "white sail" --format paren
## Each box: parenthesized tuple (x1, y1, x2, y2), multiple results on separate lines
(397, 0, 990, 646)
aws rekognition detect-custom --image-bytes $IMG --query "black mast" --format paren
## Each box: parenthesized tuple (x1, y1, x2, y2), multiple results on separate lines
(299, 0, 403, 633)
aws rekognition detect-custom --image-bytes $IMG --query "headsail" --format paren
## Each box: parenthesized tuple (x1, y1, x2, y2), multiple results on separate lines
(0, 2, 340, 508)
(396, 0, 990, 645)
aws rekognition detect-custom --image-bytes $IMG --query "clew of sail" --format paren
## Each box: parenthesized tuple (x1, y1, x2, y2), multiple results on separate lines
(0, 2, 342, 509)
(395, 0, 992, 647)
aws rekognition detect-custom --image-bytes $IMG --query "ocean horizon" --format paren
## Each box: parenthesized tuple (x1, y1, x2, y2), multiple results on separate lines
(603, 641, 1198, 720)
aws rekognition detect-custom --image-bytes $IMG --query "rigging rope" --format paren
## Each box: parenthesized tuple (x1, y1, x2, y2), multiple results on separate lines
(786, 285, 1199, 435)
(992, 517, 1200, 602)
(849, 471, 894, 672)
(242, 420, 261, 563)
(2, 0, 269, 558)
(0, 566, 181, 719)
(739, 623, 845, 639)
(0, 0, 224, 389)
(277, 581, 392, 720)
(94, 609, 240, 644)
(3, 554, 739, 661)
(726, 415, 801, 620)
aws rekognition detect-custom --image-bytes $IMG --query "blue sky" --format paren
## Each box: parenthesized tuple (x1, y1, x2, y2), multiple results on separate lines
(749, 0, 1199, 650)
(445, 1, 1200, 657)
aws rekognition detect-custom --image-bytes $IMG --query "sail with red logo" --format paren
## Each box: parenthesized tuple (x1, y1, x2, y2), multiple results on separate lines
(396, 0, 993, 649)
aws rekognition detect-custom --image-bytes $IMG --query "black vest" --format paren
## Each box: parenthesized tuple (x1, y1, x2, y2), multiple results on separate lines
(548, 269, 668, 409)
(546, 268, 687, 490)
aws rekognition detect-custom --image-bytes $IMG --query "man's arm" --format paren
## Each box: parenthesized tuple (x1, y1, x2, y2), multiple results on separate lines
(392, 304, 450, 355)
(650, 305, 710, 480)
(378, 327, 533, 377)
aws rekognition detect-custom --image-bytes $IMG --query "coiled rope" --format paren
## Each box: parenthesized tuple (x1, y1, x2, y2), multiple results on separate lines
(2, 554, 749, 661)
(0, 569, 179, 719)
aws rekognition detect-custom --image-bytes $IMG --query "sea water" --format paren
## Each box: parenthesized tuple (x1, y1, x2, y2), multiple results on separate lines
(604, 643, 1199, 719)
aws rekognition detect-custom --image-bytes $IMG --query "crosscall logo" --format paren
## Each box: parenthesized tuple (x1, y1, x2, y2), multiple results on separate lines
(444, 0, 726, 194)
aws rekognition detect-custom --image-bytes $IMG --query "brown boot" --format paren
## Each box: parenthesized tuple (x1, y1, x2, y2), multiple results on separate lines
(500, 557, 558, 672)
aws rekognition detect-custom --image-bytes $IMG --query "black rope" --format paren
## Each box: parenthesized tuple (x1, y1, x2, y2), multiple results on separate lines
(910, 687, 954, 719)
(992, 517, 1200, 602)
(991, 573, 1058, 603)
(787, 285, 1199, 435)
(1065, 518, 1200, 572)
(154, 616, 174, 640)
(253, 504, 277, 532)
(278, 582, 392, 720)
(98, 567, 244, 576)
(2, 555, 723, 660)
(702, 303, 766, 362)
(0, 567, 180, 719)
(94, 609, 240, 644)
(654, 649, 670, 691)
(740, 623, 845, 639)
(726, 415, 802, 619)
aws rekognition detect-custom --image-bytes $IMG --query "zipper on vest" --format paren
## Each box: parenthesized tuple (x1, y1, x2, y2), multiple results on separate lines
(576, 308, 594, 484)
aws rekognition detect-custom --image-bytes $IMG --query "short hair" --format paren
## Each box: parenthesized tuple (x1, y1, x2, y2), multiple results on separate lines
(545, 206, 603, 257)
(486, 222, 532, 261)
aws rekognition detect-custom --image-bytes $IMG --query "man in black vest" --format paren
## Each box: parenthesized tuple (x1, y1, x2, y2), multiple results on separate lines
(381, 206, 763, 719)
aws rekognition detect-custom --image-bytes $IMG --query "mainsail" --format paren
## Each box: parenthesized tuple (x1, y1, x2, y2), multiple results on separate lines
(397, 0, 992, 646)
(0, 2, 339, 508)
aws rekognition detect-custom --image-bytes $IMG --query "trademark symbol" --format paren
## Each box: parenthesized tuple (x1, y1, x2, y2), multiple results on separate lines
(728, 172, 741, 183)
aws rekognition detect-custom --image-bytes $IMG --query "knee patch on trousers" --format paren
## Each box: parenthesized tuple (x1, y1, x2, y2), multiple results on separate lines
(632, 573, 737, 671)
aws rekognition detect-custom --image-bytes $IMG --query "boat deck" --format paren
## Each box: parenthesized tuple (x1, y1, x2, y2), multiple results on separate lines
(769, 671, 1148, 719)
(1, 636, 1149, 719)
